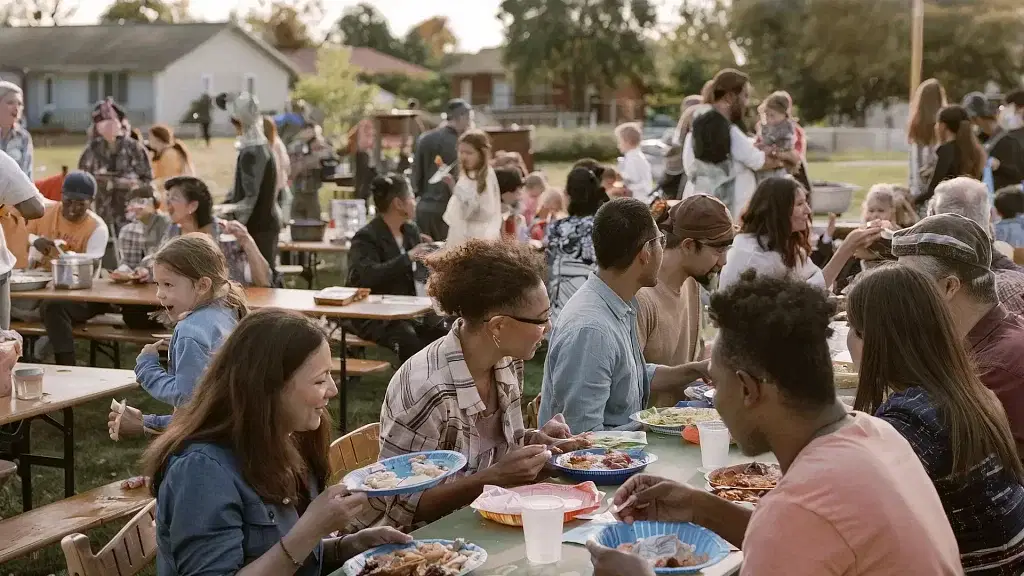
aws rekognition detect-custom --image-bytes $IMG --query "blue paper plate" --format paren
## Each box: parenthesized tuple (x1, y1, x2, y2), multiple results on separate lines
(342, 450, 468, 497)
(341, 539, 487, 576)
(594, 522, 730, 574)
(551, 448, 657, 485)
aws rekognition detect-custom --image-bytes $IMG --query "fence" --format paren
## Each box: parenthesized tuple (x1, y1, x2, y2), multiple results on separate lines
(803, 127, 909, 154)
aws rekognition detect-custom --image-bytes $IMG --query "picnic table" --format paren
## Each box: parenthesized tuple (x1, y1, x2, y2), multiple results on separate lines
(329, 434, 751, 576)
(278, 228, 350, 288)
(0, 364, 137, 511)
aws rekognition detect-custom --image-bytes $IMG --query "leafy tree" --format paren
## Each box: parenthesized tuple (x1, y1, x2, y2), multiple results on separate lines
(330, 3, 399, 54)
(291, 47, 376, 137)
(364, 72, 450, 112)
(499, 0, 658, 111)
(244, 0, 322, 50)
(99, 0, 176, 23)
(0, 0, 75, 26)
(408, 16, 457, 66)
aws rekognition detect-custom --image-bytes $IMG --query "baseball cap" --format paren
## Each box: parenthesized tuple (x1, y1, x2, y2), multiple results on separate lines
(661, 194, 735, 246)
(446, 99, 471, 118)
(891, 213, 992, 270)
(961, 92, 997, 119)
(61, 171, 97, 201)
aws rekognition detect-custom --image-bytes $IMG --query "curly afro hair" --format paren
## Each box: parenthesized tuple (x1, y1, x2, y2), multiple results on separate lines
(425, 239, 546, 324)
(709, 270, 836, 409)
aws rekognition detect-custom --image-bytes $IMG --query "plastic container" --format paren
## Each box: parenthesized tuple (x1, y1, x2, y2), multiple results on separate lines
(521, 495, 564, 564)
(14, 367, 44, 401)
(696, 420, 730, 470)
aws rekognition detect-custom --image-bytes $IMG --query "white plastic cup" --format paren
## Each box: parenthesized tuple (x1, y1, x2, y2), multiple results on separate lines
(697, 420, 731, 470)
(521, 495, 565, 564)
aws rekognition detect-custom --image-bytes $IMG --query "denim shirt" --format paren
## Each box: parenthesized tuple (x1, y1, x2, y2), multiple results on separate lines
(137, 303, 239, 431)
(156, 442, 322, 576)
(540, 273, 659, 432)
(995, 215, 1024, 248)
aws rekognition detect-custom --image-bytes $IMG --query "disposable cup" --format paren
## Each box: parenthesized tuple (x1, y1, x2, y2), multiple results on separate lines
(520, 495, 565, 564)
(697, 420, 731, 470)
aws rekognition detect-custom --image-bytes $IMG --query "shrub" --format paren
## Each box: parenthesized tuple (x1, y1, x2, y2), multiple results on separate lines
(531, 126, 619, 163)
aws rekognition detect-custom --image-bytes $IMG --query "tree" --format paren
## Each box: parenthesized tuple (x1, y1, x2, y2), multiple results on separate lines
(291, 47, 376, 137)
(408, 16, 457, 66)
(0, 0, 75, 26)
(99, 0, 176, 23)
(499, 0, 658, 111)
(245, 0, 323, 51)
(364, 72, 450, 112)
(330, 3, 399, 55)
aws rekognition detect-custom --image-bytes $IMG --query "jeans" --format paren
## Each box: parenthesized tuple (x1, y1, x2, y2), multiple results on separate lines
(40, 301, 162, 365)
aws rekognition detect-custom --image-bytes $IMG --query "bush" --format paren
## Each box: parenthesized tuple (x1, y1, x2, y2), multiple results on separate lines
(531, 126, 619, 163)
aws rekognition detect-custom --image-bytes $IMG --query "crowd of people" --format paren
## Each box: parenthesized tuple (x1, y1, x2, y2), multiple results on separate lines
(3, 60, 1024, 575)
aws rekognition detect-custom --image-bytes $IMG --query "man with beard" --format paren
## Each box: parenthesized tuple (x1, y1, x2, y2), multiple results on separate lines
(636, 195, 733, 406)
(411, 99, 473, 241)
(539, 198, 712, 433)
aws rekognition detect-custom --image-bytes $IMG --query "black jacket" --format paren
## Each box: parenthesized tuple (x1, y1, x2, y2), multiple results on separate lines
(346, 216, 421, 296)
(410, 125, 460, 208)
(985, 129, 1024, 191)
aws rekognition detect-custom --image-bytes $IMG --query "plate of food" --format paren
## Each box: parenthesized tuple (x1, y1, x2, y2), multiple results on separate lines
(576, 430, 648, 450)
(109, 267, 146, 284)
(342, 451, 468, 497)
(593, 522, 730, 574)
(631, 407, 720, 435)
(833, 360, 858, 389)
(9, 270, 52, 292)
(470, 482, 604, 526)
(551, 448, 657, 485)
(705, 462, 781, 491)
(708, 486, 767, 509)
(342, 538, 486, 576)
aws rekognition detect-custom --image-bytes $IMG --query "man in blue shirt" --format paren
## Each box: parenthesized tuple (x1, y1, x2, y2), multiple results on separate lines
(539, 198, 710, 432)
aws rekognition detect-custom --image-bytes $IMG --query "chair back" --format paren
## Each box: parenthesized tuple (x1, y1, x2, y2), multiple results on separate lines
(525, 394, 541, 429)
(1015, 247, 1024, 266)
(61, 499, 157, 576)
(329, 422, 381, 483)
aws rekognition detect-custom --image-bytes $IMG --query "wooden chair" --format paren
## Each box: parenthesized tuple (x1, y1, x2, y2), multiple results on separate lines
(0, 459, 16, 489)
(61, 500, 157, 576)
(328, 423, 381, 484)
(1015, 247, 1024, 266)
(526, 395, 541, 429)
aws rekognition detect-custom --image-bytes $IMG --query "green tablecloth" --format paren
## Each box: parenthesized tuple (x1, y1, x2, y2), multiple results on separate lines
(332, 434, 769, 576)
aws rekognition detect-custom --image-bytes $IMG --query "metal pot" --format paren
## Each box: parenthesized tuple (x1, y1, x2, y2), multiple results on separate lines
(51, 254, 95, 290)
(289, 219, 327, 242)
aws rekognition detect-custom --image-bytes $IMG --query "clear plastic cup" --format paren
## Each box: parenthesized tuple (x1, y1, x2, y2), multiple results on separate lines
(697, 420, 731, 470)
(521, 495, 565, 564)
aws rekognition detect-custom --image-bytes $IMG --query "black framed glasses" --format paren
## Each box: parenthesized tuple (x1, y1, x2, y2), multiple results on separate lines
(489, 314, 551, 326)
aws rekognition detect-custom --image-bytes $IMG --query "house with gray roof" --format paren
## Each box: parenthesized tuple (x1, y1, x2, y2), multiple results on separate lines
(0, 21, 300, 132)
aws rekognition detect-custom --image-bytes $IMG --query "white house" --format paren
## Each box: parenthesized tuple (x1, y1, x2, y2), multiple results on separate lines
(0, 22, 299, 133)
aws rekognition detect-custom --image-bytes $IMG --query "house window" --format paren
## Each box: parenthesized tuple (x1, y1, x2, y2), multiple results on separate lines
(493, 78, 512, 110)
(201, 74, 213, 94)
(92, 72, 129, 104)
(44, 75, 54, 106)
(244, 73, 256, 96)
(460, 79, 472, 104)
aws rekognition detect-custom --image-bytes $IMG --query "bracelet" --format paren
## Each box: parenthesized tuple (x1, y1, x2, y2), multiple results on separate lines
(279, 538, 303, 567)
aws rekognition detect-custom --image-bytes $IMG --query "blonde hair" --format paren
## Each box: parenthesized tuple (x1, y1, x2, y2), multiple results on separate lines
(539, 188, 567, 219)
(759, 92, 791, 117)
(524, 172, 547, 191)
(153, 234, 250, 318)
(614, 122, 642, 147)
(862, 184, 919, 229)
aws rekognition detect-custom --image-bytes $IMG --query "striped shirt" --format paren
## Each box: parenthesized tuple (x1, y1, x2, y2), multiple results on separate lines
(355, 319, 527, 530)
(877, 387, 1024, 575)
(0, 125, 33, 178)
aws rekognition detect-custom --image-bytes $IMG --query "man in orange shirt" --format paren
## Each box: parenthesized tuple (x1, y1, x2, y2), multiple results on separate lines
(26, 170, 108, 268)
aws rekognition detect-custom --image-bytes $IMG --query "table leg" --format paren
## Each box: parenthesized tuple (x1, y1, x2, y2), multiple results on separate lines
(17, 421, 32, 511)
(338, 325, 348, 433)
(301, 252, 314, 289)
(63, 408, 75, 497)
(310, 251, 319, 289)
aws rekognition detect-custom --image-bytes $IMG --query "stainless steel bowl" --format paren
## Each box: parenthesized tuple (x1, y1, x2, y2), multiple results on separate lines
(51, 254, 96, 290)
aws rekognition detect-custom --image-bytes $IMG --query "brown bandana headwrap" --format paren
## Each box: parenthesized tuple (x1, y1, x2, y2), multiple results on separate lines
(661, 193, 736, 246)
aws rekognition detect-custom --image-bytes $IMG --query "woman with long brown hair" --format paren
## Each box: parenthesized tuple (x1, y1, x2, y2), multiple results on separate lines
(719, 178, 880, 291)
(848, 264, 1024, 575)
(148, 123, 195, 185)
(917, 104, 986, 210)
(907, 78, 947, 203)
(142, 309, 409, 575)
(441, 129, 501, 244)
(263, 115, 293, 223)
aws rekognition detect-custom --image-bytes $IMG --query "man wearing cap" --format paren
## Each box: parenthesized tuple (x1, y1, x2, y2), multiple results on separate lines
(962, 91, 1024, 191)
(894, 213, 1024, 455)
(636, 195, 733, 405)
(26, 170, 108, 268)
(411, 99, 473, 241)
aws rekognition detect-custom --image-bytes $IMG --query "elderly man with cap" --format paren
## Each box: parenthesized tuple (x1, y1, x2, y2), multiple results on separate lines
(0, 80, 33, 177)
(962, 91, 1024, 191)
(894, 212, 1024, 455)
(636, 194, 733, 406)
(411, 99, 473, 241)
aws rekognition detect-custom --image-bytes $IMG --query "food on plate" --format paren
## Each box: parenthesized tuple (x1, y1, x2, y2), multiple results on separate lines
(709, 462, 781, 489)
(361, 455, 449, 490)
(576, 431, 647, 449)
(712, 487, 767, 504)
(561, 450, 635, 471)
(638, 407, 719, 427)
(616, 535, 709, 568)
(434, 155, 444, 167)
(356, 540, 479, 576)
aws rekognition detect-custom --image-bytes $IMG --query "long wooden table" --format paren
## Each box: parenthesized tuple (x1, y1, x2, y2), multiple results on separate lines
(278, 229, 350, 289)
(330, 435, 756, 576)
(1, 364, 138, 511)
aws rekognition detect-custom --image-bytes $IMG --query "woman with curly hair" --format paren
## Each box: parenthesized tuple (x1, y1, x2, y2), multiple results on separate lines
(353, 239, 587, 531)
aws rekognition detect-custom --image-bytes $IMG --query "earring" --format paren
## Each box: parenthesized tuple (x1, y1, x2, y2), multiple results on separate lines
(491, 333, 501, 349)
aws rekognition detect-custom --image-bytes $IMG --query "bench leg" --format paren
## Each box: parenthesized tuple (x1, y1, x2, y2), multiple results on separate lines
(89, 341, 97, 367)
(63, 408, 75, 497)
(337, 326, 348, 433)
(114, 343, 121, 369)
(17, 422, 32, 511)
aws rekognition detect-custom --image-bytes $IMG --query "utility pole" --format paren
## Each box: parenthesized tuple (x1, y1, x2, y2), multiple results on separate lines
(910, 0, 924, 100)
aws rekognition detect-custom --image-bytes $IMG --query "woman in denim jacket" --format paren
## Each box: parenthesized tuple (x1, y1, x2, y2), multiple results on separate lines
(142, 310, 409, 575)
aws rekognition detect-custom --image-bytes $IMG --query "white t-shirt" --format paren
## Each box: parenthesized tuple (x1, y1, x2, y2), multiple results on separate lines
(682, 124, 766, 216)
(719, 233, 824, 292)
(621, 147, 654, 204)
(0, 151, 42, 275)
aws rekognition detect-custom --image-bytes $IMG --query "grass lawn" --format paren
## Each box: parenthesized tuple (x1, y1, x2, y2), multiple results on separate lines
(1, 138, 904, 574)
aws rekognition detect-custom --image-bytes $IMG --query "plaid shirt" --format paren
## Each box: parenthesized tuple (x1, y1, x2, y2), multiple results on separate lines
(78, 136, 153, 234)
(116, 213, 172, 269)
(355, 319, 527, 530)
(877, 387, 1024, 574)
(995, 269, 1024, 316)
(0, 124, 33, 178)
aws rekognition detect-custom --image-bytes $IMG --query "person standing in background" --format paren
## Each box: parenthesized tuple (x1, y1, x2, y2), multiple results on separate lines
(907, 79, 947, 208)
(962, 91, 1023, 192)
(615, 122, 654, 205)
(411, 99, 473, 241)
(1004, 90, 1024, 151)
(264, 116, 292, 224)
(147, 124, 194, 188)
(0, 81, 32, 178)
(195, 91, 213, 147)
(0, 151, 44, 329)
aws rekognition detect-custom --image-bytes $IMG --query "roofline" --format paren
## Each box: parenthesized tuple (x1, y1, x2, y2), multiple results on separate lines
(222, 21, 302, 81)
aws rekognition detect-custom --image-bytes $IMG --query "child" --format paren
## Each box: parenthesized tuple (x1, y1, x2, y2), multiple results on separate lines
(601, 167, 629, 198)
(109, 234, 249, 438)
(755, 92, 797, 182)
(522, 172, 547, 224)
(614, 122, 654, 204)
(530, 188, 568, 241)
(442, 129, 501, 244)
(995, 185, 1024, 248)
(861, 183, 919, 229)
(496, 167, 528, 242)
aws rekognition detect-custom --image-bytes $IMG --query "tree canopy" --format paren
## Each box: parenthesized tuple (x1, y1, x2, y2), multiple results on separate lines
(290, 47, 376, 137)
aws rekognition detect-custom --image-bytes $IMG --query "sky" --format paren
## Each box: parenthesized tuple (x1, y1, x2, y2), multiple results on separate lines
(68, 0, 685, 53)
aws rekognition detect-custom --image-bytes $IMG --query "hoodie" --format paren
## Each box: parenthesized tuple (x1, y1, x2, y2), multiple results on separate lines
(219, 92, 279, 231)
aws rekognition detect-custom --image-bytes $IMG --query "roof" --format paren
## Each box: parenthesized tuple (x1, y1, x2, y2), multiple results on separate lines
(0, 22, 300, 79)
(444, 47, 505, 76)
(283, 46, 433, 78)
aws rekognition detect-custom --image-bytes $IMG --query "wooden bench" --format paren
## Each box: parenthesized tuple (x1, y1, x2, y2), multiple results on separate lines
(12, 317, 161, 368)
(331, 357, 391, 376)
(0, 481, 152, 564)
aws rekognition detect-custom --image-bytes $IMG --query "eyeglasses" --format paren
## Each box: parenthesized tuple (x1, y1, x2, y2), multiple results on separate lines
(489, 314, 551, 326)
(646, 234, 667, 248)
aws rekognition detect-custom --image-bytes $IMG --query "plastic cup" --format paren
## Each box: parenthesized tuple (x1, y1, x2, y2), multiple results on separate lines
(521, 495, 565, 564)
(697, 420, 731, 470)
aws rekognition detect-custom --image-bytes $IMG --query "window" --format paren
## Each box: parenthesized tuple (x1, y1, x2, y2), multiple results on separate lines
(201, 74, 213, 94)
(492, 78, 512, 110)
(88, 72, 99, 103)
(91, 72, 128, 104)
(244, 73, 256, 96)
(116, 72, 128, 104)
(44, 75, 54, 106)
(460, 78, 472, 104)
